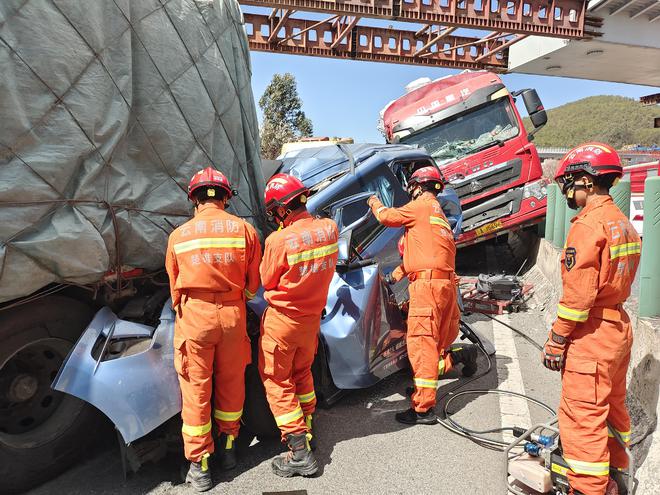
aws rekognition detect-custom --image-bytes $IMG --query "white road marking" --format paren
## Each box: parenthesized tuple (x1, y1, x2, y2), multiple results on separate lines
(492, 313, 532, 442)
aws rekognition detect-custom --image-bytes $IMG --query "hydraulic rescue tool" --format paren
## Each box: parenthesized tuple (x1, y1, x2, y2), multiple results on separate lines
(506, 418, 634, 495)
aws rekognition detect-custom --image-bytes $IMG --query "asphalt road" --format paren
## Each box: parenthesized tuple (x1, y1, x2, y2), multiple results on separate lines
(29, 303, 562, 495)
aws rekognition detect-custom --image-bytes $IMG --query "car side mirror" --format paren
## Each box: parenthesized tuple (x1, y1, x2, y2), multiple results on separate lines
(335, 230, 353, 271)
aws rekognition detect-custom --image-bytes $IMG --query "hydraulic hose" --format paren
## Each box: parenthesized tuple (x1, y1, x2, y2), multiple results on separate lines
(436, 322, 554, 450)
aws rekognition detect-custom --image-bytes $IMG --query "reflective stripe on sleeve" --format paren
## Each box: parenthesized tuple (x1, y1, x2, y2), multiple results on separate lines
(287, 243, 338, 265)
(557, 304, 590, 322)
(245, 288, 256, 300)
(174, 237, 246, 254)
(297, 391, 316, 404)
(610, 242, 641, 260)
(213, 409, 243, 422)
(430, 216, 451, 231)
(275, 406, 304, 426)
(181, 420, 212, 437)
(414, 377, 438, 389)
(564, 458, 610, 476)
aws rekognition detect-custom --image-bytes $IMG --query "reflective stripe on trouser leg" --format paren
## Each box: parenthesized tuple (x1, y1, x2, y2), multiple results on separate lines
(174, 328, 216, 461)
(296, 390, 316, 417)
(607, 346, 632, 470)
(408, 334, 440, 413)
(213, 302, 250, 438)
(259, 309, 319, 439)
(559, 362, 610, 494)
(407, 279, 454, 413)
(293, 333, 318, 418)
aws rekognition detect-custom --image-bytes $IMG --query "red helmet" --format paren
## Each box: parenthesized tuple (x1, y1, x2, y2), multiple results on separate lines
(409, 166, 445, 192)
(188, 167, 233, 200)
(397, 236, 404, 258)
(555, 142, 623, 182)
(264, 173, 309, 214)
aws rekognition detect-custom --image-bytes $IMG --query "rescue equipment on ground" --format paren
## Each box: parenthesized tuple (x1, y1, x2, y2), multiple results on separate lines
(506, 417, 633, 495)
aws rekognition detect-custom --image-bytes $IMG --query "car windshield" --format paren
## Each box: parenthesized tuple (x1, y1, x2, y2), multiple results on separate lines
(401, 98, 520, 161)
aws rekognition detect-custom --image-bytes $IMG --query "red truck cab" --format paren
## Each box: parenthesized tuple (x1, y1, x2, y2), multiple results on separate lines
(381, 71, 549, 247)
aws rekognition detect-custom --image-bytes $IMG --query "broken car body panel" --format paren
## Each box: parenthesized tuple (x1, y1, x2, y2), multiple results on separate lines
(52, 305, 180, 444)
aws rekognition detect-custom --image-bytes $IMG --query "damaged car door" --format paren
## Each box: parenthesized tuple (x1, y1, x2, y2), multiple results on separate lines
(319, 170, 408, 389)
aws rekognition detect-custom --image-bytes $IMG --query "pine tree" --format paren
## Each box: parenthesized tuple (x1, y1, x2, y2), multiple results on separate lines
(259, 73, 313, 159)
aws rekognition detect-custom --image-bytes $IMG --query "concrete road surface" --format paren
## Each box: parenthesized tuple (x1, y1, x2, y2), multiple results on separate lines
(29, 307, 562, 495)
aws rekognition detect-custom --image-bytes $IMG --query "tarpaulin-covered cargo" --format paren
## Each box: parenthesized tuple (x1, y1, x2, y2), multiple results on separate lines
(0, 0, 266, 303)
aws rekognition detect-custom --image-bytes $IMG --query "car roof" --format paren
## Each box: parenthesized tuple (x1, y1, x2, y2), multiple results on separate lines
(277, 143, 427, 188)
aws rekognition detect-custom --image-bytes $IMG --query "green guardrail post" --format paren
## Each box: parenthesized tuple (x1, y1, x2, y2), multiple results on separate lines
(552, 190, 566, 249)
(639, 176, 660, 318)
(611, 178, 631, 218)
(564, 201, 579, 246)
(544, 183, 557, 242)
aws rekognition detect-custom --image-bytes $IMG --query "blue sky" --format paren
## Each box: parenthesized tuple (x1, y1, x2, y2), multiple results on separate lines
(249, 51, 658, 143)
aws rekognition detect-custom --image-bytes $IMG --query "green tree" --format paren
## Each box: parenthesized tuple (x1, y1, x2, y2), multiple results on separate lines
(259, 73, 313, 159)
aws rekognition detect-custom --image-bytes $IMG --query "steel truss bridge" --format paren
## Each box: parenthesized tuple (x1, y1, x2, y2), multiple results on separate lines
(239, 0, 602, 70)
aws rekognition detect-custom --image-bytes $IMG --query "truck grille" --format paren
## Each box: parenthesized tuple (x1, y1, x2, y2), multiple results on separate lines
(449, 158, 523, 202)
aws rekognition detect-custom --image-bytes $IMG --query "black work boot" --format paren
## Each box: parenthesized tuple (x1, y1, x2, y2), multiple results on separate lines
(185, 455, 213, 492)
(217, 433, 237, 471)
(449, 344, 478, 377)
(395, 407, 438, 425)
(271, 433, 319, 477)
(305, 415, 317, 451)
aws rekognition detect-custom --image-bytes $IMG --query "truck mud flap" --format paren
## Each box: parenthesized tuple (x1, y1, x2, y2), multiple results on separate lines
(52, 305, 181, 443)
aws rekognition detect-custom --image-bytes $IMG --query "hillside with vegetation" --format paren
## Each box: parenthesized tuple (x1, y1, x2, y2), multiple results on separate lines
(523, 95, 659, 148)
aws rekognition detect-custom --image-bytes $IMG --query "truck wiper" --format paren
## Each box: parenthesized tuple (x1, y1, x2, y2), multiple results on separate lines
(469, 138, 504, 155)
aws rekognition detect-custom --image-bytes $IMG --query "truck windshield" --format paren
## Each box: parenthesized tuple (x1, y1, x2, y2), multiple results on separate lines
(401, 98, 519, 161)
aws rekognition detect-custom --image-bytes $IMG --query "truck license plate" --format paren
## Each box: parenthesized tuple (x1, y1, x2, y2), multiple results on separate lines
(475, 220, 503, 237)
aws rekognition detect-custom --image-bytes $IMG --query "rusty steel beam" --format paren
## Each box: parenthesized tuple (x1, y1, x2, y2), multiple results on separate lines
(243, 13, 509, 69)
(239, 0, 594, 39)
(641, 93, 660, 105)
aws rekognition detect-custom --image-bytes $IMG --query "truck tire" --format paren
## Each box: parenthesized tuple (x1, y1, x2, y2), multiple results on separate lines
(0, 295, 97, 494)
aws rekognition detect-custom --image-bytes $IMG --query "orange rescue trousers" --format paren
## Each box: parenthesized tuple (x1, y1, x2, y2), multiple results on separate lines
(559, 311, 632, 495)
(407, 275, 458, 413)
(173, 291, 251, 462)
(259, 307, 319, 440)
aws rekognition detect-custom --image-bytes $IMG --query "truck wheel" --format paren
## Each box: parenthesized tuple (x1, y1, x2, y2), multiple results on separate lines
(0, 296, 97, 494)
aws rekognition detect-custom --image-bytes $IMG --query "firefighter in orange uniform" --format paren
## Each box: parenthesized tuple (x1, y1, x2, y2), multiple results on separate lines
(544, 143, 641, 495)
(165, 168, 261, 492)
(368, 166, 477, 425)
(258, 173, 338, 477)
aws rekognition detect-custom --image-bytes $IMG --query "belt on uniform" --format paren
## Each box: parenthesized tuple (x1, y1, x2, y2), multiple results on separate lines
(590, 304, 624, 322)
(408, 269, 453, 282)
(182, 289, 244, 303)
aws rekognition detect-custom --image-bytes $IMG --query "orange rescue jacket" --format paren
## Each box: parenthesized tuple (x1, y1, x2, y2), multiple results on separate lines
(165, 202, 261, 308)
(369, 192, 456, 275)
(260, 211, 339, 318)
(553, 195, 641, 337)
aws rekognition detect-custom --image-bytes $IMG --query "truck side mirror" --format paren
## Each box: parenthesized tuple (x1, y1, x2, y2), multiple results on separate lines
(521, 89, 547, 130)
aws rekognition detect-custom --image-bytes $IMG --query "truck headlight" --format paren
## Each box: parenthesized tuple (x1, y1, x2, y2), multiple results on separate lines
(523, 179, 548, 200)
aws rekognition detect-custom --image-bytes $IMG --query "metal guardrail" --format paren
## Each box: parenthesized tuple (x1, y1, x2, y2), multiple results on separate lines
(544, 177, 659, 318)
